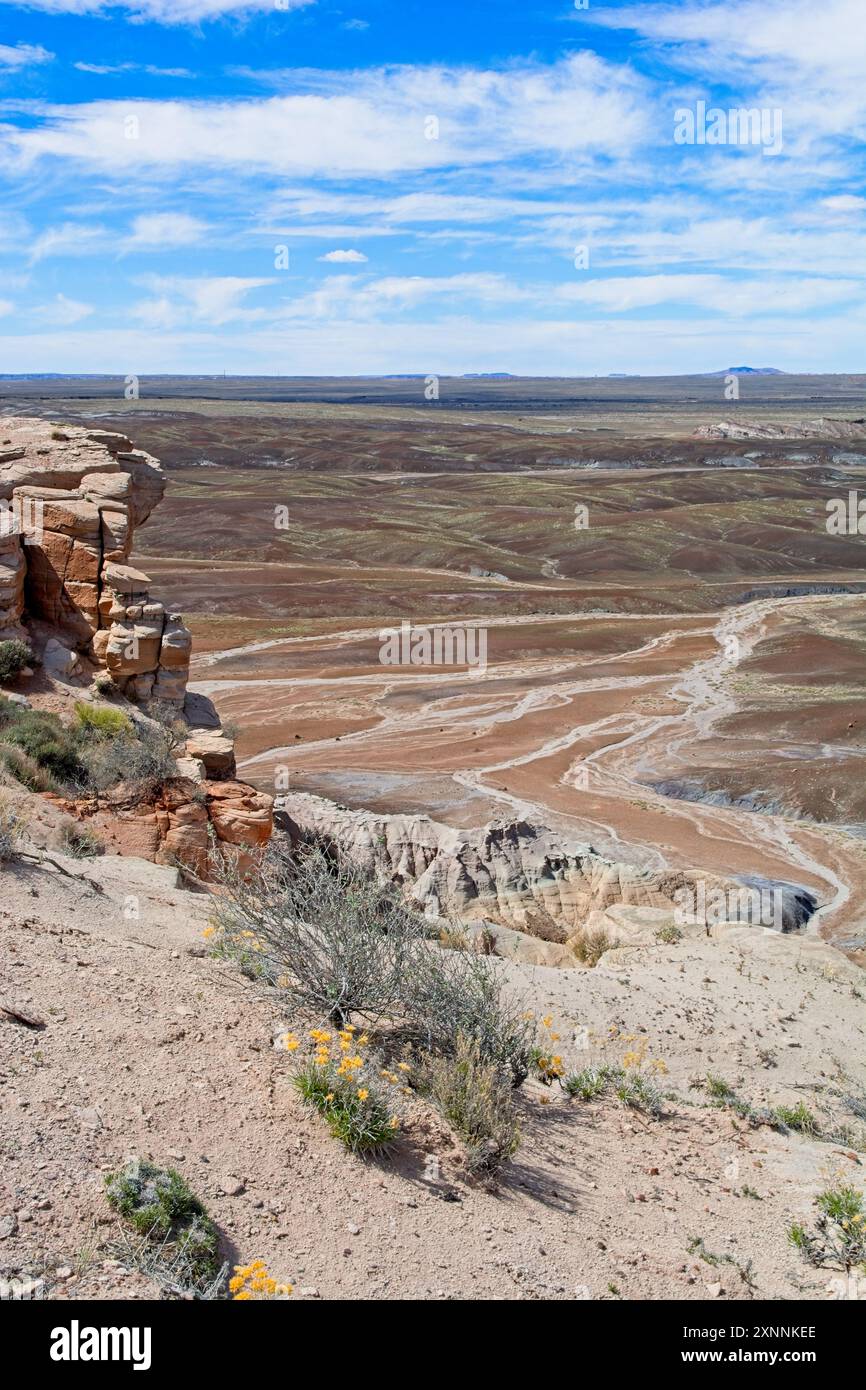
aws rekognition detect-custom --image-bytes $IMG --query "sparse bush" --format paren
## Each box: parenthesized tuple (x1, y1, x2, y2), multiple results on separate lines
(0, 639, 32, 683)
(0, 702, 84, 783)
(146, 700, 189, 748)
(415, 1031, 520, 1177)
(0, 742, 62, 793)
(563, 1062, 664, 1116)
(92, 669, 116, 696)
(57, 816, 103, 858)
(105, 1159, 221, 1294)
(0, 792, 26, 861)
(771, 1101, 820, 1136)
(570, 925, 612, 966)
(288, 1025, 401, 1154)
(788, 1180, 866, 1272)
(404, 946, 535, 1085)
(655, 924, 683, 944)
(563, 1064, 619, 1101)
(79, 721, 177, 797)
(73, 701, 133, 739)
(212, 840, 426, 1025)
(614, 1069, 664, 1115)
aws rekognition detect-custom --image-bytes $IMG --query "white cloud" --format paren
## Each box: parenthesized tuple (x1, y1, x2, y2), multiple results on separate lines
(283, 272, 527, 321)
(318, 249, 368, 262)
(822, 194, 866, 215)
(0, 43, 53, 69)
(74, 60, 194, 76)
(28, 222, 107, 262)
(0, 54, 653, 177)
(127, 212, 210, 248)
(33, 293, 94, 325)
(132, 275, 273, 327)
(0, 0, 312, 23)
(591, 0, 866, 154)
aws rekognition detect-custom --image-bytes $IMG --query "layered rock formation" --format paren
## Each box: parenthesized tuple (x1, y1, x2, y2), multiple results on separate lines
(0, 417, 273, 878)
(0, 418, 190, 704)
(276, 793, 814, 956)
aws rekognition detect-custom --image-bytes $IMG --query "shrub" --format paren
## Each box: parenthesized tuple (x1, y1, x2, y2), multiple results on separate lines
(404, 946, 535, 1085)
(655, 924, 683, 944)
(105, 1159, 222, 1294)
(563, 1062, 664, 1116)
(788, 1181, 866, 1271)
(0, 706, 84, 783)
(73, 701, 133, 739)
(613, 1069, 664, 1116)
(92, 669, 116, 696)
(56, 817, 103, 858)
(288, 1025, 401, 1154)
(78, 721, 177, 796)
(0, 743, 62, 793)
(0, 639, 32, 683)
(212, 840, 426, 1025)
(0, 792, 26, 861)
(570, 925, 612, 966)
(415, 1031, 520, 1177)
(563, 1064, 618, 1101)
(771, 1101, 820, 1136)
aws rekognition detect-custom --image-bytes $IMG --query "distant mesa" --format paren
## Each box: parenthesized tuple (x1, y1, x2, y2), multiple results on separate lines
(705, 366, 785, 376)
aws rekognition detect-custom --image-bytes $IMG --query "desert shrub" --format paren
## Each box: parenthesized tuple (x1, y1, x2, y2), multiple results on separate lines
(614, 1069, 664, 1115)
(655, 924, 683, 944)
(563, 1064, 618, 1101)
(91, 669, 116, 696)
(0, 706, 84, 783)
(73, 701, 133, 739)
(570, 925, 612, 966)
(415, 1031, 520, 1177)
(105, 1159, 221, 1294)
(56, 816, 103, 858)
(771, 1101, 820, 1136)
(788, 1181, 866, 1272)
(563, 1062, 664, 1115)
(0, 742, 62, 793)
(78, 721, 177, 796)
(212, 837, 535, 1092)
(147, 700, 188, 747)
(0, 639, 32, 683)
(212, 840, 426, 1025)
(0, 792, 26, 861)
(404, 946, 535, 1085)
(287, 1025, 402, 1154)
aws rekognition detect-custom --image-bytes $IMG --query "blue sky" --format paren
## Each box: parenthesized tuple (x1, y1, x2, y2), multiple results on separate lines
(0, 0, 863, 375)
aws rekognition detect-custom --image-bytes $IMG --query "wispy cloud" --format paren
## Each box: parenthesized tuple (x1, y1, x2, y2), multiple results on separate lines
(0, 0, 312, 23)
(0, 42, 53, 69)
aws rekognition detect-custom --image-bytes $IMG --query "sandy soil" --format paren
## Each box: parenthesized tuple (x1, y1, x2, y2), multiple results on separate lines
(1, 848, 865, 1302)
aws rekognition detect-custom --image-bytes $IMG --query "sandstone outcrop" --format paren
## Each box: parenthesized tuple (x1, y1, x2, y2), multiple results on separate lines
(0, 418, 274, 877)
(0, 417, 190, 705)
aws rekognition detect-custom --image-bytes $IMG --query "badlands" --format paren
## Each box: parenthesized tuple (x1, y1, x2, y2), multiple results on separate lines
(1, 378, 865, 1302)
